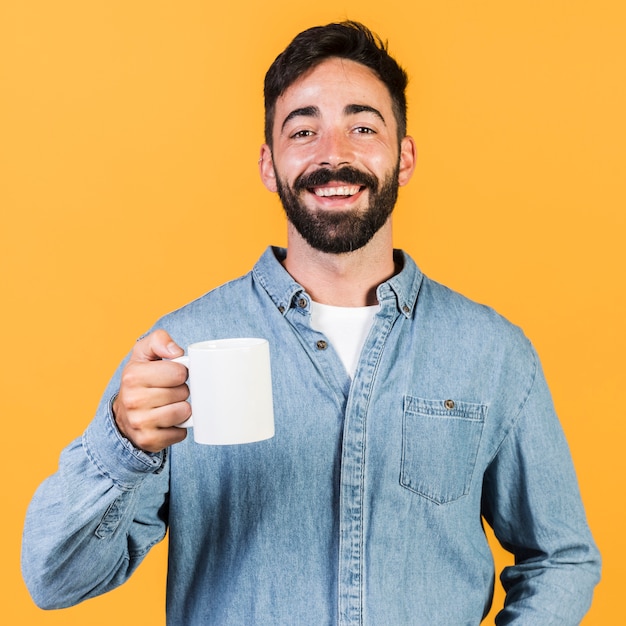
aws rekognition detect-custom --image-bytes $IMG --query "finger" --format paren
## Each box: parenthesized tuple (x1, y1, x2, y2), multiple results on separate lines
(124, 397, 192, 430)
(127, 423, 189, 453)
(122, 359, 189, 393)
(146, 381, 190, 409)
(120, 378, 189, 413)
(131, 329, 183, 363)
(121, 401, 191, 452)
(150, 399, 192, 428)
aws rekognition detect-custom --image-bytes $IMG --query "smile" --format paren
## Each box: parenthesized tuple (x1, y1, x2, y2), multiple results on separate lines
(311, 185, 363, 197)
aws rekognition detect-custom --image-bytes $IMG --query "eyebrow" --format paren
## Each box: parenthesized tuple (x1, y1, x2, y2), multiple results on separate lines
(344, 104, 386, 124)
(281, 106, 320, 132)
(280, 104, 387, 133)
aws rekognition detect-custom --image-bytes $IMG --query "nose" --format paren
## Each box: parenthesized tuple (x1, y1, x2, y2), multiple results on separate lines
(317, 128, 354, 168)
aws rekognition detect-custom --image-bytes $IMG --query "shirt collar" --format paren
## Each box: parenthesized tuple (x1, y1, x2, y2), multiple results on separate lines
(252, 246, 423, 318)
(380, 249, 424, 318)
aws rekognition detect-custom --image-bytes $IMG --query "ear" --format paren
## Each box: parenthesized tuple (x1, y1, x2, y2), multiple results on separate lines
(397, 136, 417, 187)
(259, 144, 278, 193)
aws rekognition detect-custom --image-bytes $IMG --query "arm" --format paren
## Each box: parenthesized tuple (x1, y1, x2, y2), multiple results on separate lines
(22, 331, 189, 609)
(482, 352, 601, 625)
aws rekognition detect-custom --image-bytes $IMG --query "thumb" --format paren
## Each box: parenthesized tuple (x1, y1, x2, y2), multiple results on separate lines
(132, 329, 183, 362)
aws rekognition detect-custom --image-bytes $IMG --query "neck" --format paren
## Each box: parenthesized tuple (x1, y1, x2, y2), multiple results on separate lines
(282, 222, 396, 306)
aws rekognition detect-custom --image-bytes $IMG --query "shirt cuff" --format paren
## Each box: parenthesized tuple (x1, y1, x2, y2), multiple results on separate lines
(82, 396, 167, 489)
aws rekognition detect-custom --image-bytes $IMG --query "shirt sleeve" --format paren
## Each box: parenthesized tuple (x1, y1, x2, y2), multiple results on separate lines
(21, 392, 170, 610)
(481, 349, 601, 624)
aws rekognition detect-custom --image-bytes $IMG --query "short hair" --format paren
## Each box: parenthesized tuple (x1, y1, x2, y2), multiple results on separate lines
(264, 21, 408, 148)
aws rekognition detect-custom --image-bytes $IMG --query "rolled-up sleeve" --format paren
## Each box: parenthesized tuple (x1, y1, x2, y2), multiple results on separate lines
(21, 394, 169, 610)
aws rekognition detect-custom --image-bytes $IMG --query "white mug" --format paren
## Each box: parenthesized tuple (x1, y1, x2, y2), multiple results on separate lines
(173, 338, 274, 445)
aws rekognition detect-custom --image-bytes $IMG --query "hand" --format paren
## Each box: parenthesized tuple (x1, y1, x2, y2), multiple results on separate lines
(113, 329, 191, 453)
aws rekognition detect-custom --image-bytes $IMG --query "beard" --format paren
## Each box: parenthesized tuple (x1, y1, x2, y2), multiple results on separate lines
(275, 163, 400, 254)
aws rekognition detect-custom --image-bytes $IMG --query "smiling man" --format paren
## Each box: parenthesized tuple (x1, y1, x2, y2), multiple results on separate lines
(262, 56, 414, 268)
(23, 21, 600, 625)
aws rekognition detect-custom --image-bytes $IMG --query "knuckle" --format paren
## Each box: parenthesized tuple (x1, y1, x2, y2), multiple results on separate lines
(121, 367, 140, 389)
(122, 390, 143, 412)
(132, 431, 155, 452)
(151, 328, 169, 347)
(124, 409, 145, 430)
(151, 328, 167, 340)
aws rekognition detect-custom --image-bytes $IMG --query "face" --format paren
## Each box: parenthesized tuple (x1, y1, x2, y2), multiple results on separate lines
(260, 58, 416, 254)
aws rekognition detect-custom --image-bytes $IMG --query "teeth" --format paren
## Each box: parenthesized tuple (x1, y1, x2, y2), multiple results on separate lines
(313, 186, 360, 197)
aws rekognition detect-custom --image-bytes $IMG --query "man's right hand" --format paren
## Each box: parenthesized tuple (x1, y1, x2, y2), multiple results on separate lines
(112, 329, 191, 453)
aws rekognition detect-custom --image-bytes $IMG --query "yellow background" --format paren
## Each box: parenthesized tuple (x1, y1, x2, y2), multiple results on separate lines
(1, 1, 624, 623)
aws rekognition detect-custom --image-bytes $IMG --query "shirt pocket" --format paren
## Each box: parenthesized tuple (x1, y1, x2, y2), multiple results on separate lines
(401, 396, 487, 504)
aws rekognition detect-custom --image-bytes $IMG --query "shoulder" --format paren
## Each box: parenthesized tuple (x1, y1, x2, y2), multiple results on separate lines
(146, 271, 256, 345)
(417, 275, 534, 361)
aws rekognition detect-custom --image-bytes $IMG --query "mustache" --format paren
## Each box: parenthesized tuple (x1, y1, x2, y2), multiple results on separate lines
(293, 166, 379, 193)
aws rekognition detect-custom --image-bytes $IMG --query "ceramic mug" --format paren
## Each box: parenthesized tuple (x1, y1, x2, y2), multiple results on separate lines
(173, 338, 274, 445)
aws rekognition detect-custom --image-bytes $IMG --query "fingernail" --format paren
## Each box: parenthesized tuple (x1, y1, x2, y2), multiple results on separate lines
(167, 342, 179, 355)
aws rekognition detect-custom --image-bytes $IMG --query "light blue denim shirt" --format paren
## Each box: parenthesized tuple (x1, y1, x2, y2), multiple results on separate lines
(22, 247, 600, 625)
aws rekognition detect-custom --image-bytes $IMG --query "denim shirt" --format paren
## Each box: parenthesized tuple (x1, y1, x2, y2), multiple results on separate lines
(22, 247, 600, 625)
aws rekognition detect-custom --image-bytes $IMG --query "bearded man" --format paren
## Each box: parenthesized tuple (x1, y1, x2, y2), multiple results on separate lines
(23, 21, 600, 625)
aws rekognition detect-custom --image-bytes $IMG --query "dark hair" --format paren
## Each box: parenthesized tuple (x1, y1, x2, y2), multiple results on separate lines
(264, 21, 408, 147)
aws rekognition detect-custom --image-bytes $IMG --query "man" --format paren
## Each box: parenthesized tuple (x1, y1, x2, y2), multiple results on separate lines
(22, 21, 600, 624)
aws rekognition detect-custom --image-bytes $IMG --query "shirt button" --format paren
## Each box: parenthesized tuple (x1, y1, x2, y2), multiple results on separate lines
(316, 340, 328, 350)
(444, 399, 455, 410)
(278, 305, 285, 314)
(297, 297, 308, 309)
(403, 305, 410, 313)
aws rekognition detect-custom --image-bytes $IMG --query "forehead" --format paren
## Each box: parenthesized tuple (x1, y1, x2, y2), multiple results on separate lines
(274, 58, 395, 126)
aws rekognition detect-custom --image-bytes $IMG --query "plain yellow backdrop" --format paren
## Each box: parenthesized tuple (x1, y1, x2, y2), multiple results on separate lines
(1, 1, 624, 623)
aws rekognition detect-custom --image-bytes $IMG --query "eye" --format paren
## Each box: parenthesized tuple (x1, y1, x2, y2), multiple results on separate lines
(353, 126, 376, 134)
(290, 129, 315, 139)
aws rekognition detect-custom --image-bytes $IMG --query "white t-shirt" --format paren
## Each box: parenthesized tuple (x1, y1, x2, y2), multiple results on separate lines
(309, 301, 380, 378)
